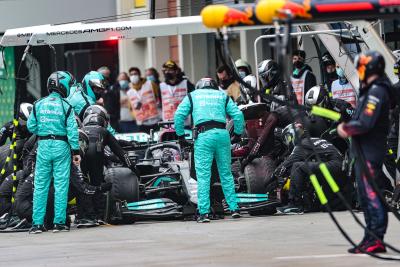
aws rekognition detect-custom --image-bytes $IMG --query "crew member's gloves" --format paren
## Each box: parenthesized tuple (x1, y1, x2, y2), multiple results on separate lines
(98, 182, 112, 193)
(231, 133, 241, 144)
(73, 155, 81, 167)
(178, 136, 190, 148)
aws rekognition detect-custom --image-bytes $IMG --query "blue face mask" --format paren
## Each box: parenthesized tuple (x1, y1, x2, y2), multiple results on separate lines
(119, 80, 129, 90)
(336, 67, 345, 78)
(146, 75, 156, 82)
(238, 71, 247, 79)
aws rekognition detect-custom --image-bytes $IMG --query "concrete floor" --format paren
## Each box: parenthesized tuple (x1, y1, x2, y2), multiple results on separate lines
(1, 212, 400, 267)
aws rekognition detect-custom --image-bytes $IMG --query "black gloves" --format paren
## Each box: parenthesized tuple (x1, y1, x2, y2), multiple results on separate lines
(178, 136, 191, 148)
(231, 133, 241, 144)
(98, 182, 112, 193)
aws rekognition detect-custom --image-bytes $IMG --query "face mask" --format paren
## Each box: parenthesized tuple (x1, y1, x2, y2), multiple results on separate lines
(130, 75, 140, 84)
(219, 78, 233, 89)
(119, 80, 129, 89)
(164, 72, 175, 81)
(146, 75, 156, 82)
(293, 61, 304, 69)
(336, 67, 345, 78)
(238, 71, 247, 79)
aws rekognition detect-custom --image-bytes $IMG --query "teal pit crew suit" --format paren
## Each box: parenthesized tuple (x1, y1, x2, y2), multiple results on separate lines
(174, 79, 244, 215)
(27, 71, 79, 226)
(68, 71, 116, 135)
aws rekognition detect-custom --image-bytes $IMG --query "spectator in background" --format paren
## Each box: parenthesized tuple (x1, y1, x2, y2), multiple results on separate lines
(331, 65, 357, 108)
(321, 53, 338, 92)
(145, 67, 161, 106)
(216, 65, 241, 101)
(118, 72, 137, 133)
(98, 66, 120, 130)
(235, 59, 252, 79)
(128, 67, 160, 133)
(290, 49, 317, 105)
(159, 60, 194, 122)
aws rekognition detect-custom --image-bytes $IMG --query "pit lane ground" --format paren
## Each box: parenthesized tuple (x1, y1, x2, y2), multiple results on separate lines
(1, 212, 400, 267)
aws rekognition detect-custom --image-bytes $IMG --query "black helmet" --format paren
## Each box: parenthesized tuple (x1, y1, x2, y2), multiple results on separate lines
(83, 105, 110, 126)
(322, 53, 335, 66)
(195, 77, 219, 90)
(47, 71, 75, 98)
(282, 123, 304, 148)
(258, 60, 281, 89)
(78, 129, 89, 156)
(355, 51, 385, 82)
(83, 113, 108, 128)
(305, 85, 328, 107)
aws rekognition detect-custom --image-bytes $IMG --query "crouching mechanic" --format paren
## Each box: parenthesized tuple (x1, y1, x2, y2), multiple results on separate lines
(27, 71, 80, 234)
(276, 123, 345, 214)
(81, 106, 134, 222)
(13, 130, 112, 229)
(174, 78, 244, 223)
(337, 51, 394, 254)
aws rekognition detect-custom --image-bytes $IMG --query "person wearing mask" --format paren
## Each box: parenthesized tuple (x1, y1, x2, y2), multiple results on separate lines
(216, 65, 241, 101)
(6, 130, 112, 230)
(235, 59, 252, 79)
(98, 66, 120, 130)
(322, 53, 338, 91)
(81, 106, 134, 222)
(337, 51, 393, 254)
(27, 71, 80, 234)
(331, 66, 357, 108)
(116, 72, 136, 133)
(276, 123, 345, 214)
(174, 78, 244, 222)
(145, 67, 161, 106)
(160, 60, 195, 122)
(291, 50, 317, 105)
(68, 71, 107, 120)
(127, 75, 160, 134)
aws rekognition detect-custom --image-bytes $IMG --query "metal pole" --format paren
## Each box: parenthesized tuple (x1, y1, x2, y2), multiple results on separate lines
(150, 0, 156, 20)
(253, 27, 355, 91)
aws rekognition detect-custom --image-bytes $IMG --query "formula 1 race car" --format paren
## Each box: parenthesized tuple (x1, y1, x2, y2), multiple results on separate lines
(105, 121, 279, 224)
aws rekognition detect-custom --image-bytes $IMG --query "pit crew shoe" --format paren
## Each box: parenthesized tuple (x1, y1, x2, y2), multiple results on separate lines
(197, 214, 210, 223)
(276, 204, 304, 215)
(29, 225, 47, 234)
(53, 224, 70, 233)
(96, 219, 107, 226)
(77, 218, 99, 228)
(348, 240, 386, 254)
(231, 210, 241, 219)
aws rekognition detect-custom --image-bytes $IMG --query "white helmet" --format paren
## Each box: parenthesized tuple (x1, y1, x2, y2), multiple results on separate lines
(235, 59, 252, 74)
(243, 74, 257, 88)
(19, 103, 33, 121)
(305, 85, 328, 106)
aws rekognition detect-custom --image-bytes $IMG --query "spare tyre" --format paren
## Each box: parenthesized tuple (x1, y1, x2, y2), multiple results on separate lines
(105, 167, 139, 203)
(244, 156, 275, 194)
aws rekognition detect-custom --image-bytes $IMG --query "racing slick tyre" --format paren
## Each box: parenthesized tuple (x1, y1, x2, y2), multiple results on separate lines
(104, 167, 139, 224)
(244, 157, 277, 216)
(244, 156, 275, 194)
(105, 167, 139, 203)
